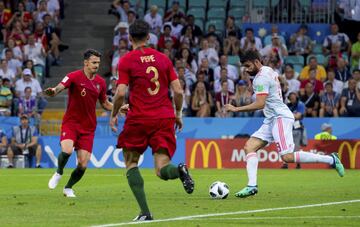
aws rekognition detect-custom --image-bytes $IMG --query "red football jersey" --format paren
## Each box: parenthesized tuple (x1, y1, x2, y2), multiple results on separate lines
(60, 70, 107, 132)
(117, 47, 178, 119)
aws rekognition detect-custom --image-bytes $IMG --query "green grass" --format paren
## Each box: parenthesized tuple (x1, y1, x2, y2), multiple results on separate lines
(0, 169, 359, 227)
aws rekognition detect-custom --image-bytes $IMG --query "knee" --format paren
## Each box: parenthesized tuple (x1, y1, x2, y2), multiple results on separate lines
(281, 153, 294, 163)
(77, 158, 88, 169)
(244, 142, 253, 154)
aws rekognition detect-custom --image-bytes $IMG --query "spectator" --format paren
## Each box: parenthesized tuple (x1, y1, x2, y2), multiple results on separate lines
(179, 25, 199, 52)
(260, 33, 288, 64)
(23, 34, 46, 74)
(223, 31, 241, 56)
(345, 69, 360, 88)
(34, 0, 51, 23)
(158, 24, 178, 50)
(176, 65, 196, 90)
(112, 0, 132, 22)
(283, 92, 306, 169)
(6, 114, 42, 168)
(314, 123, 337, 140)
(23, 0, 36, 13)
(198, 39, 219, 69)
(206, 32, 221, 53)
(18, 87, 38, 119)
(191, 81, 213, 117)
(339, 78, 360, 116)
(1, 38, 23, 61)
(198, 58, 214, 86)
(179, 78, 191, 116)
(4, 49, 22, 76)
(181, 15, 202, 38)
(106, 76, 117, 103)
(240, 28, 262, 51)
(7, 20, 27, 46)
(147, 32, 158, 49)
(163, 13, 183, 39)
(326, 42, 348, 69)
(323, 23, 351, 55)
(289, 24, 313, 57)
(0, 59, 16, 85)
(282, 63, 300, 95)
(325, 69, 343, 94)
(319, 82, 340, 117)
(126, 10, 136, 25)
(43, 13, 64, 65)
(0, 127, 7, 156)
(214, 67, 235, 94)
(164, 0, 185, 22)
(223, 16, 241, 39)
(263, 24, 286, 46)
(144, 5, 162, 36)
(335, 57, 352, 84)
(177, 47, 197, 74)
(215, 80, 234, 117)
(44, 0, 60, 22)
(9, 1, 33, 34)
(111, 43, 128, 77)
(113, 22, 129, 49)
(233, 80, 252, 117)
(15, 69, 42, 98)
(299, 56, 327, 82)
(300, 82, 320, 117)
(300, 68, 324, 95)
(214, 55, 238, 81)
(0, 77, 12, 116)
(351, 31, 360, 69)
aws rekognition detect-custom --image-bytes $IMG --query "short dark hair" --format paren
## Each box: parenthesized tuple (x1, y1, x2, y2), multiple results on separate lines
(129, 19, 150, 42)
(245, 28, 254, 33)
(240, 50, 261, 64)
(83, 49, 102, 60)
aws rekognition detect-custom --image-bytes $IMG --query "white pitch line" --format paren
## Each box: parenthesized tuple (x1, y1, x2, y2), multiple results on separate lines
(190, 216, 360, 221)
(91, 199, 360, 227)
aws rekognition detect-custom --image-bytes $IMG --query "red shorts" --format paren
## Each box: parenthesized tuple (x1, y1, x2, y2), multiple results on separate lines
(117, 118, 176, 158)
(60, 123, 95, 153)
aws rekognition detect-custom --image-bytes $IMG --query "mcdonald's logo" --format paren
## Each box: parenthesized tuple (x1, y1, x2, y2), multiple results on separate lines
(338, 141, 360, 169)
(190, 141, 222, 169)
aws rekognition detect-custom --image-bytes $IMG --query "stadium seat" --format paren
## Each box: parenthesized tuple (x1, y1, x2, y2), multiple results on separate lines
(228, 55, 240, 66)
(293, 64, 303, 74)
(187, 7, 206, 20)
(228, 7, 246, 20)
(208, 0, 228, 8)
(253, 0, 269, 8)
(167, 0, 187, 9)
(194, 18, 204, 31)
(230, 0, 245, 8)
(188, 0, 207, 8)
(207, 8, 226, 20)
(147, 0, 166, 9)
(34, 65, 44, 85)
(313, 43, 323, 54)
(205, 19, 225, 33)
(306, 54, 325, 65)
(285, 56, 305, 66)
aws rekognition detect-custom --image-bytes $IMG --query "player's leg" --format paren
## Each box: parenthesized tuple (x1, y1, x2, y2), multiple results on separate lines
(48, 139, 74, 189)
(150, 118, 194, 194)
(62, 149, 90, 197)
(235, 136, 267, 198)
(274, 118, 344, 177)
(123, 149, 153, 221)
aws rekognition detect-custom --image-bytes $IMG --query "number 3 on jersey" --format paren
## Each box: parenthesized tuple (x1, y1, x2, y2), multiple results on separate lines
(146, 66, 160, 96)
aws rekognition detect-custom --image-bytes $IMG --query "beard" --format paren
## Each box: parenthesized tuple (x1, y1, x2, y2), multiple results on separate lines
(247, 67, 259, 77)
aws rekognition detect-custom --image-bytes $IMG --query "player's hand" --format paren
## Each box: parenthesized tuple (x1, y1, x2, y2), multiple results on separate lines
(119, 104, 129, 115)
(110, 116, 118, 133)
(175, 117, 183, 132)
(224, 104, 237, 112)
(43, 87, 55, 97)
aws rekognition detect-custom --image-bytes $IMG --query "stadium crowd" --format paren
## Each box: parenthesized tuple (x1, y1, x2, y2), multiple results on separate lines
(107, 0, 360, 118)
(0, 0, 67, 122)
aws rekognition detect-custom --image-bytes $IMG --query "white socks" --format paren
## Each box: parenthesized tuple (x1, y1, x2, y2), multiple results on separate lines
(246, 152, 258, 187)
(293, 151, 334, 165)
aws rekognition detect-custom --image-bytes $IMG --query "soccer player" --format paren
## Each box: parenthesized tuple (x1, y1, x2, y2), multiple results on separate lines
(110, 20, 194, 221)
(44, 49, 113, 197)
(225, 50, 345, 198)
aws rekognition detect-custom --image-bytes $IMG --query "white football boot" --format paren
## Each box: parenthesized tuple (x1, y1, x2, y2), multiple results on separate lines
(48, 172, 62, 189)
(63, 188, 76, 197)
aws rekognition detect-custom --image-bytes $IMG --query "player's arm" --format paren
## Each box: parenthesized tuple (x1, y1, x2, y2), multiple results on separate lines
(43, 83, 65, 97)
(170, 79, 184, 118)
(100, 99, 113, 111)
(110, 84, 127, 132)
(225, 94, 266, 112)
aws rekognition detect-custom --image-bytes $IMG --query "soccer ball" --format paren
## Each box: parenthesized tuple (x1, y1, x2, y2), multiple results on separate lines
(209, 181, 230, 199)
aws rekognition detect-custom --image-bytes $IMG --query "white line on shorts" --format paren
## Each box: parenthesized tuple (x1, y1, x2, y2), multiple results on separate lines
(90, 199, 360, 227)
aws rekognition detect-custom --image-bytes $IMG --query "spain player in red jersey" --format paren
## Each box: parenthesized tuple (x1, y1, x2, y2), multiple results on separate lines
(110, 20, 194, 221)
(44, 49, 113, 197)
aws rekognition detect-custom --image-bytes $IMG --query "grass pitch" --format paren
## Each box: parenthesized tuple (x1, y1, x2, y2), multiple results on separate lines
(0, 168, 359, 227)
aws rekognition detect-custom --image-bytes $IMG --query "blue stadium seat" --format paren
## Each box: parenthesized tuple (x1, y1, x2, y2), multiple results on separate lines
(253, 0, 269, 8)
(285, 56, 305, 66)
(194, 18, 204, 31)
(205, 19, 225, 33)
(148, 0, 166, 9)
(228, 55, 240, 66)
(187, 7, 206, 20)
(313, 43, 323, 54)
(293, 64, 303, 74)
(188, 0, 207, 8)
(208, 0, 228, 8)
(230, 0, 245, 8)
(207, 8, 226, 20)
(228, 7, 245, 20)
(167, 0, 187, 9)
